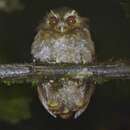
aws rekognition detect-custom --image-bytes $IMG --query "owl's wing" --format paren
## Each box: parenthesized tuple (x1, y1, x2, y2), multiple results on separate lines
(31, 31, 53, 63)
(74, 83, 95, 118)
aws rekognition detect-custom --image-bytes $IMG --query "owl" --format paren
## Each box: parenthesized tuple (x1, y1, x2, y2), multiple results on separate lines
(31, 7, 95, 119)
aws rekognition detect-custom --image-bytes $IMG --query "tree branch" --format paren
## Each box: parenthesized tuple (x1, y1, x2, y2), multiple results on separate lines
(0, 62, 130, 84)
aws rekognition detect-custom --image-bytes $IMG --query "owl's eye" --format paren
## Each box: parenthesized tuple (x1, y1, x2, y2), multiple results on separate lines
(49, 16, 59, 25)
(67, 16, 76, 25)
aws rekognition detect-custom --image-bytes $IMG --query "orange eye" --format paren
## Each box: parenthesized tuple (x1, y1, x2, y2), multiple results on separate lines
(67, 16, 76, 25)
(49, 16, 59, 25)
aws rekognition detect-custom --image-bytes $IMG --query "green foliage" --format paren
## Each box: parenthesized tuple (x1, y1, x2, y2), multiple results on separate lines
(120, 0, 130, 19)
(0, 84, 35, 123)
(0, 0, 24, 12)
(0, 79, 38, 87)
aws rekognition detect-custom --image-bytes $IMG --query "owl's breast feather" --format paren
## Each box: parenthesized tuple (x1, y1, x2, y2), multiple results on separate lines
(31, 34, 94, 64)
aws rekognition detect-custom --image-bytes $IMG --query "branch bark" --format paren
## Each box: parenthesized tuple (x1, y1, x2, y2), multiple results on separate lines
(0, 62, 130, 84)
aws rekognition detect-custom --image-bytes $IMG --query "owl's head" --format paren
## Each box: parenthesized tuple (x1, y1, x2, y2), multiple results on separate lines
(39, 7, 88, 33)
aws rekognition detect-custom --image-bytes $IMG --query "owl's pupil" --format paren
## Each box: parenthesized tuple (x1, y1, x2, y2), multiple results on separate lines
(49, 16, 58, 25)
(67, 16, 76, 25)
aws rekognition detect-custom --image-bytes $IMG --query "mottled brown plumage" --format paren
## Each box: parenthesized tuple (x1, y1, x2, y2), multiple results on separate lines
(31, 7, 95, 119)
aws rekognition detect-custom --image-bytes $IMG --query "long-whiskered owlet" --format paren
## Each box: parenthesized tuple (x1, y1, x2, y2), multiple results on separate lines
(31, 7, 95, 119)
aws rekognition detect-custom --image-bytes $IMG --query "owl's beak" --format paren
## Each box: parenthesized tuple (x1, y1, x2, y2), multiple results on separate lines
(58, 22, 66, 33)
(60, 26, 64, 33)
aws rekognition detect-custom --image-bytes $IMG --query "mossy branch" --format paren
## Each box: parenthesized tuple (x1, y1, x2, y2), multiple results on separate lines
(0, 61, 130, 85)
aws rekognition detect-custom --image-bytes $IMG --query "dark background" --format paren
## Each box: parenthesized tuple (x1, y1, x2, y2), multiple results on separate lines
(0, 0, 130, 130)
